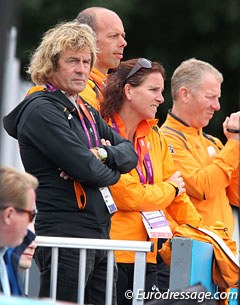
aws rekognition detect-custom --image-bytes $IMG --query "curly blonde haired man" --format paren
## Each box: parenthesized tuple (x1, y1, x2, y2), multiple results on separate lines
(3, 21, 137, 304)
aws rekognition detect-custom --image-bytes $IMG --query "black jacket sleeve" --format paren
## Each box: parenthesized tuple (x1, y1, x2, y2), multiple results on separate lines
(18, 100, 137, 187)
(93, 110, 138, 174)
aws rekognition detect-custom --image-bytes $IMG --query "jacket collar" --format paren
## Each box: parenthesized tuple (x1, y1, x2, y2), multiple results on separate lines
(110, 113, 158, 139)
(168, 109, 203, 135)
(89, 67, 107, 90)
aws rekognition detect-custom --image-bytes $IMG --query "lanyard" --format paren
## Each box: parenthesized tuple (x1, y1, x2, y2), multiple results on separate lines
(111, 117, 154, 184)
(111, 117, 120, 134)
(76, 96, 100, 148)
(46, 83, 56, 92)
(46, 83, 100, 148)
(135, 137, 154, 185)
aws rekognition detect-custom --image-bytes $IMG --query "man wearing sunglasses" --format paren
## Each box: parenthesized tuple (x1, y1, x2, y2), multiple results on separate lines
(0, 166, 38, 296)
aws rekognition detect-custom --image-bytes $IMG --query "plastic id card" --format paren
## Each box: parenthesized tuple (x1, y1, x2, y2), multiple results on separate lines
(99, 187, 118, 214)
(142, 210, 172, 238)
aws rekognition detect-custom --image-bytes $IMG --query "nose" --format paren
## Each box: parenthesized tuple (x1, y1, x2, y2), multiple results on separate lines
(75, 61, 88, 74)
(156, 93, 164, 104)
(29, 240, 37, 250)
(119, 36, 127, 48)
(212, 98, 221, 111)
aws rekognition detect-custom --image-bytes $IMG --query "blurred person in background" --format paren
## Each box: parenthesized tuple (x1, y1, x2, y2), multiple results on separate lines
(0, 166, 38, 296)
(18, 222, 36, 271)
(4, 222, 36, 296)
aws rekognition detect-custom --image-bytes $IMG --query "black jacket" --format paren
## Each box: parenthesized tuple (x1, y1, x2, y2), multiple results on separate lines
(3, 90, 138, 238)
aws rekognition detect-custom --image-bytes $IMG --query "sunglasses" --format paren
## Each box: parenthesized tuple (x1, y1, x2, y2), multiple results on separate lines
(125, 58, 152, 81)
(0, 206, 38, 222)
(15, 207, 38, 222)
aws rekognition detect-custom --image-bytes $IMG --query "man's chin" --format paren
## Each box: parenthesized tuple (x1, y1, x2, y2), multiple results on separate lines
(74, 84, 87, 94)
(110, 59, 121, 69)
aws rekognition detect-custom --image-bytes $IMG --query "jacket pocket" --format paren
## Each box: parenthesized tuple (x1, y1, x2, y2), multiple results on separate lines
(74, 181, 86, 210)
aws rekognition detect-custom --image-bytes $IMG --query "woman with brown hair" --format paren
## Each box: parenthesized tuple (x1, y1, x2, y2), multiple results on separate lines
(101, 58, 204, 304)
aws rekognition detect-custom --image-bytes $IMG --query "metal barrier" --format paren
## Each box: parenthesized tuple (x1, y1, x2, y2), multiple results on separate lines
(26, 236, 153, 305)
(169, 237, 216, 293)
(170, 237, 239, 305)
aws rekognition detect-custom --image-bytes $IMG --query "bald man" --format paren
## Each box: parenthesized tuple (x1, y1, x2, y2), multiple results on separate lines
(77, 7, 127, 110)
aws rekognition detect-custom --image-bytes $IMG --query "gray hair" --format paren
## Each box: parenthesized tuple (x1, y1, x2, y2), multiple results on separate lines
(171, 58, 223, 100)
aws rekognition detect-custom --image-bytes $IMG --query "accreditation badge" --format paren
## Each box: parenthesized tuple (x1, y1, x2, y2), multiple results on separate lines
(207, 146, 217, 157)
(142, 210, 172, 238)
(99, 187, 118, 214)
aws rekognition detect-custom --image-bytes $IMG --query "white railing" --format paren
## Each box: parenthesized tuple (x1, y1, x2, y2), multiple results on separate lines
(26, 236, 153, 305)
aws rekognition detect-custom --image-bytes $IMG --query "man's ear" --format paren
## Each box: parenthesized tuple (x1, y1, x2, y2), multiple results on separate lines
(179, 86, 190, 103)
(2, 207, 14, 225)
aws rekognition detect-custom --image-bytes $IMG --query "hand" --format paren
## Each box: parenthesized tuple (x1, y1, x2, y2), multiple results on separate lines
(90, 147, 100, 159)
(59, 169, 72, 180)
(167, 170, 186, 196)
(223, 111, 240, 142)
(90, 138, 112, 160)
(100, 138, 112, 146)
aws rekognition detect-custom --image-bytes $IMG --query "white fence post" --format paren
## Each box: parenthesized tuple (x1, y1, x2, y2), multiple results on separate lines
(33, 236, 153, 305)
(50, 247, 59, 300)
(78, 249, 87, 305)
(0, 26, 21, 168)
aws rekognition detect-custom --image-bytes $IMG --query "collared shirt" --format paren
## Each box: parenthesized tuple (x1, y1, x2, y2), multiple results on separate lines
(0, 247, 10, 296)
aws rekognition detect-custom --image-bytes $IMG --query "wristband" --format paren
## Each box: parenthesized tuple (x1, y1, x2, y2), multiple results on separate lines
(226, 128, 240, 133)
(173, 185, 180, 197)
(168, 182, 180, 197)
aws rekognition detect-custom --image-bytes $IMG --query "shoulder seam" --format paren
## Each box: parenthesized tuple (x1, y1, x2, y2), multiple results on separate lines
(161, 126, 189, 151)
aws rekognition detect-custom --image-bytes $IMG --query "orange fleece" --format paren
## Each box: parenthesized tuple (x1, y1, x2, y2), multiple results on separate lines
(109, 113, 203, 263)
(161, 113, 239, 237)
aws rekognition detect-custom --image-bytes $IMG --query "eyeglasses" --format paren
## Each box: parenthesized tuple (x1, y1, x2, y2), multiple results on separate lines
(125, 58, 152, 81)
(14, 207, 38, 222)
(0, 206, 38, 222)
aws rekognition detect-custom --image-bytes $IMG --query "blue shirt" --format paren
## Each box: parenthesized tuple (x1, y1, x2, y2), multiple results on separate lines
(4, 230, 36, 296)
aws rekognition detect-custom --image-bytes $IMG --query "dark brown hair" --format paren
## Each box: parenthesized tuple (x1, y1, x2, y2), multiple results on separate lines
(100, 58, 165, 121)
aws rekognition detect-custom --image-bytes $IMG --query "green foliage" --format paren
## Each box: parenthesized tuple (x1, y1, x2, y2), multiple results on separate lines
(18, 0, 240, 141)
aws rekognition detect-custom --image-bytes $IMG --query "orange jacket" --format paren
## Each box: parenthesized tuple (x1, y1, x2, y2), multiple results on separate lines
(159, 221, 239, 305)
(161, 112, 239, 237)
(79, 67, 106, 111)
(109, 114, 203, 264)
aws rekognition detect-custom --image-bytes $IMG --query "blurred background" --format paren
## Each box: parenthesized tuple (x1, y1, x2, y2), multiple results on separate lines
(0, 0, 239, 165)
